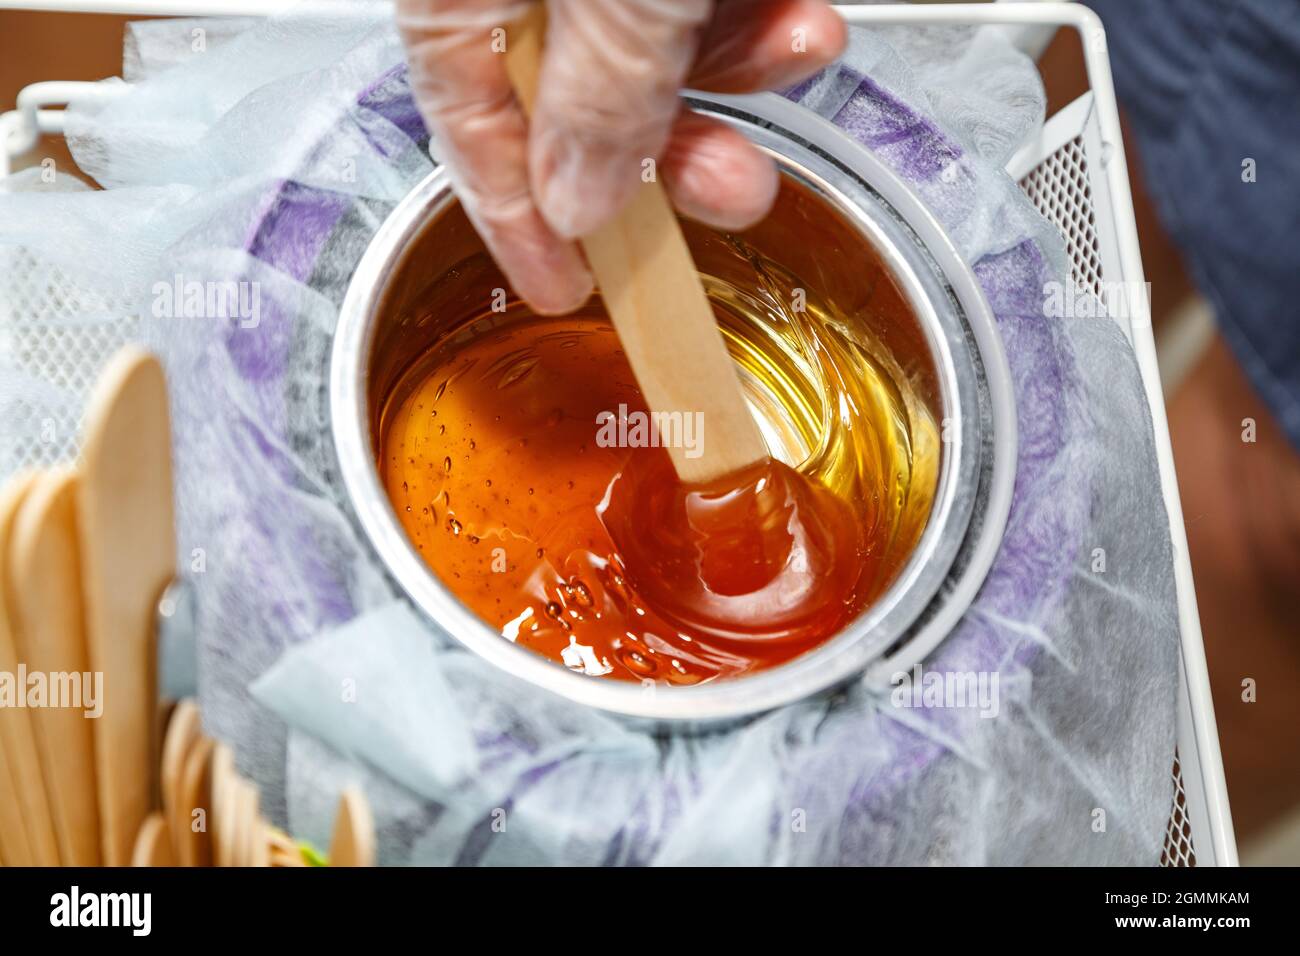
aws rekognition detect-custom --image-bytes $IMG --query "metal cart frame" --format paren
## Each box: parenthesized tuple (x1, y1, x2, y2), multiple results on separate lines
(0, 0, 1236, 866)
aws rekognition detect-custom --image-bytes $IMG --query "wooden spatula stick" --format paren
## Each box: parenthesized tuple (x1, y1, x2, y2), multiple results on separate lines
(9, 469, 102, 866)
(0, 472, 59, 867)
(78, 348, 177, 866)
(0, 470, 58, 868)
(329, 787, 374, 867)
(505, 3, 768, 484)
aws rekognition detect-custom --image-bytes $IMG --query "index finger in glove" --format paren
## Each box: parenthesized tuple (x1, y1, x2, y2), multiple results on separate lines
(528, 0, 715, 240)
(396, 0, 593, 314)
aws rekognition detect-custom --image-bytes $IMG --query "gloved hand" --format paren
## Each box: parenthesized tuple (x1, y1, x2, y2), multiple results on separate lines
(397, 0, 846, 313)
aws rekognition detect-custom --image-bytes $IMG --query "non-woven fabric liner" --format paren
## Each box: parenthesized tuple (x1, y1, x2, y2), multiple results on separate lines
(0, 5, 1179, 864)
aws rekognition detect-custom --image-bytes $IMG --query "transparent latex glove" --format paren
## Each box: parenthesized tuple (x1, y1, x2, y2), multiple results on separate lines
(396, 0, 846, 313)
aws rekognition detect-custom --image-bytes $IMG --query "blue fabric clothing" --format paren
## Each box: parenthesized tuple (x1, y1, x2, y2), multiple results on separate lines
(1088, 0, 1300, 447)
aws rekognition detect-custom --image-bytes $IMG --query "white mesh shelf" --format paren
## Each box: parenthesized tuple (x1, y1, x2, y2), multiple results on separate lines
(1020, 128, 1200, 867)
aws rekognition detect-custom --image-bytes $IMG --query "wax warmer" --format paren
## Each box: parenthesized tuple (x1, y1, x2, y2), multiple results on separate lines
(331, 92, 1016, 722)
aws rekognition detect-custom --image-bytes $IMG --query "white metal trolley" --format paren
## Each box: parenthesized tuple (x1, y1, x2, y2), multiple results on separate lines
(0, 0, 1236, 866)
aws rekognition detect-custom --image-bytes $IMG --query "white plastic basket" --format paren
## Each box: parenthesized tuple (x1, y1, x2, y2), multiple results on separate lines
(0, 0, 1236, 866)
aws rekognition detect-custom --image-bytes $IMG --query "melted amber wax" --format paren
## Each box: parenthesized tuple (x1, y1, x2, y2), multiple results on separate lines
(379, 278, 937, 684)
(600, 452, 866, 647)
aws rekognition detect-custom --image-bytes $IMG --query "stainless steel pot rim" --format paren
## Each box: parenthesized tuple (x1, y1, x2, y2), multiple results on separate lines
(331, 92, 1016, 722)
(698, 92, 1018, 693)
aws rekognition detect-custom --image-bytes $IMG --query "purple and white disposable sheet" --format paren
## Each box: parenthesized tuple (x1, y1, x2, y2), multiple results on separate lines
(0, 7, 1179, 864)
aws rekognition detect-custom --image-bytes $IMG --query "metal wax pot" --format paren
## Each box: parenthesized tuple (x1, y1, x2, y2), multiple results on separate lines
(332, 93, 1016, 723)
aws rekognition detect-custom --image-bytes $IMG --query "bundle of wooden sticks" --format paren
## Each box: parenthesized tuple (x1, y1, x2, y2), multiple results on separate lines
(0, 347, 371, 867)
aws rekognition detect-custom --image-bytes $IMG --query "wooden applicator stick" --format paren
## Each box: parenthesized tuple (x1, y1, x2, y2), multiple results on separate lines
(505, 3, 768, 484)
(77, 348, 176, 866)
